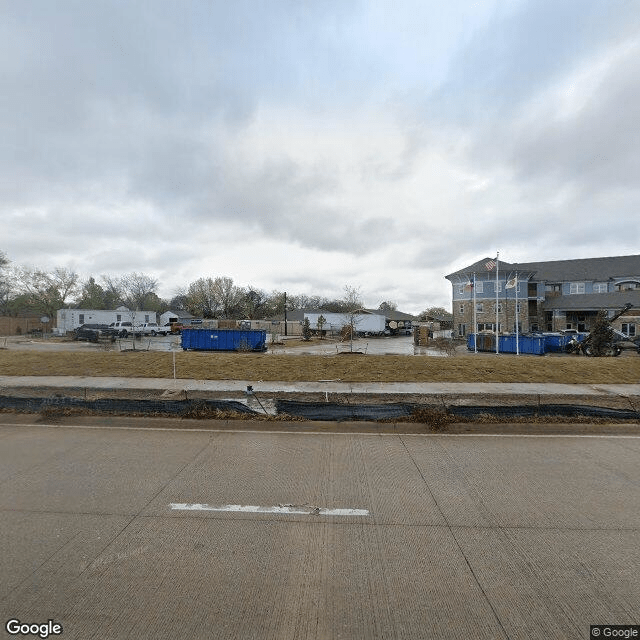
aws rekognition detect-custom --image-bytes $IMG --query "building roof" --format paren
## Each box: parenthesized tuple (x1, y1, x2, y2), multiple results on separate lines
(162, 310, 194, 319)
(447, 254, 640, 282)
(542, 291, 640, 311)
(423, 311, 453, 322)
(362, 308, 418, 321)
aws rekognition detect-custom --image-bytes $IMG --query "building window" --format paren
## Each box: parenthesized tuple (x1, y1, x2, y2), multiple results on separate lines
(144, 314, 150, 322)
(475, 281, 484, 294)
(79, 314, 85, 324)
(569, 282, 585, 294)
(593, 282, 608, 293)
(477, 323, 494, 332)
(476, 303, 483, 313)
(516, 303, 521, 313)
(457, 285, 464, 295)
(459, 304, 464, 314)
(458, 324, 466, 336)
(622, 323, 636, 337)
(496, 303, 503, 313)
(117, 314, 122, 321)
(616, 281, 640, 291)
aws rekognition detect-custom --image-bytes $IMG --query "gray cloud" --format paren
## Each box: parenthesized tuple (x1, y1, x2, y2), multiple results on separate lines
(2, 0, 639, 313)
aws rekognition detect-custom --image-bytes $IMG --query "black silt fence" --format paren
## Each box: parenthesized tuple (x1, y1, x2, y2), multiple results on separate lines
(275, 400, 640, 422)
(0, 396, 258, 416)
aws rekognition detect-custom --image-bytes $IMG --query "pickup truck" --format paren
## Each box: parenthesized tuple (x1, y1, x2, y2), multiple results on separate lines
(137, 322, 169, 336)
(73, 324, 113, 343)
(106, 321, 169, 338)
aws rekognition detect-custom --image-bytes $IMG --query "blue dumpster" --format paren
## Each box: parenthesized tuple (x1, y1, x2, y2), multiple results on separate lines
(543, 332, 587, 352)
(467, 334, 546, 355)
(181, 328, 267, 352)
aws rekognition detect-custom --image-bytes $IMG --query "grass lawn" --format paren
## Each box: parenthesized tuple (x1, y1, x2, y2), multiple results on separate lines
(0, 349, 639, 383)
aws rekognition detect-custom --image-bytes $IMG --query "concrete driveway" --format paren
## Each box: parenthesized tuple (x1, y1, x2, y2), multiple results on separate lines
(1, 422, 639, 639)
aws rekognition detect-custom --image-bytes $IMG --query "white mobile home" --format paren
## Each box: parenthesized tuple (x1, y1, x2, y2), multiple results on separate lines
(56, 307, 157, 334)
(304, 311, 386, 336)
(159, 310, 196, 326)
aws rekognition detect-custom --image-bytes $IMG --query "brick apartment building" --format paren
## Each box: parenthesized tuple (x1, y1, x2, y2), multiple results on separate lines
(446, 254, 640, 337)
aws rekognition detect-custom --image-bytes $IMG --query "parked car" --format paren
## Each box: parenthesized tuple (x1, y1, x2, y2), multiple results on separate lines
(73, 324, 111, 343)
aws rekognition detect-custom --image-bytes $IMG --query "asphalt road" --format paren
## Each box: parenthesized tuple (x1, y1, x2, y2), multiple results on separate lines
(1, 422, 639, 639)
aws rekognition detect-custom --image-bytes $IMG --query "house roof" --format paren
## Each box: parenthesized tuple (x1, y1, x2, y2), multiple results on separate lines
(543, 291, 640, 311)
(447, 254, 640, 282)
(162, 310, 194, 319)
(424, 311, 453, 322)
(363, 308, 418, 321)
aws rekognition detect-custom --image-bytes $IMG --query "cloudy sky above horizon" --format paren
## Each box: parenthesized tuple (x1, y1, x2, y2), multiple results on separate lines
(2, 0, 639, 313)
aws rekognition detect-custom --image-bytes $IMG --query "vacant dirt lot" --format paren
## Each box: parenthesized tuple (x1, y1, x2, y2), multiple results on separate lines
(0, 341, 639, 383)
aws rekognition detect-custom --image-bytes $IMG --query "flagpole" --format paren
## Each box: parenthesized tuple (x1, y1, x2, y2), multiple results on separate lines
(473, 272, 477, 353)
(495, 251, 499, 355)
(515, 271, 519, 356)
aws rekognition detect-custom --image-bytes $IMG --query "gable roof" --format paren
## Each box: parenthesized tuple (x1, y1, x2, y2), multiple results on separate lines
(446, 257, 514, 280)
(162, 309, 194, 319)
(447, 254, 640, 282)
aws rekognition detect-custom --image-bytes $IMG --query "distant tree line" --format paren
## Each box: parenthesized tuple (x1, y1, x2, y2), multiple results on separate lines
(0, 250, 446, 320)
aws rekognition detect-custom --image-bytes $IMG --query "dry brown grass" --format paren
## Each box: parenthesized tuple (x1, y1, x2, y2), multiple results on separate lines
(0, 349, 639, 383)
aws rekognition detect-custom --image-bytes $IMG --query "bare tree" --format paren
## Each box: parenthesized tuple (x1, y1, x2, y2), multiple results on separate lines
(118, 272, 159, 311)
(418, 306, 450, 321)
(186, 277, 220, 317)
(378, 301, 397, 313)
(184, 276, 244, 318)
(212, 276, 243, 318)
(0, 251, 12, 314)
(341, 285, 364, 352)
(16, 266, 80, 317)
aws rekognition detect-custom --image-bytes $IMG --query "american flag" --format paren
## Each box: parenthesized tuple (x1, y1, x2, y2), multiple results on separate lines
(485, 259, 496, 271)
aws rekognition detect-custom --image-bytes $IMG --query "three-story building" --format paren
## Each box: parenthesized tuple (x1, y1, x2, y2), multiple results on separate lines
(446, 254, 640, 337)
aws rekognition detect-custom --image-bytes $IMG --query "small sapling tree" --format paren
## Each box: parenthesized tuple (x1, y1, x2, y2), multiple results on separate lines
(302, 317, 312, 341)
(591, 309, 615, 356)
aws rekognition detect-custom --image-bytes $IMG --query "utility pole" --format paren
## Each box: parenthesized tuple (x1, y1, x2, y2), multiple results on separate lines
(284, 292, 287, 337)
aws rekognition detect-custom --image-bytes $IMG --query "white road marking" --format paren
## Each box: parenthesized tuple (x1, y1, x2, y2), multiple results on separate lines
(170, 503, 369, 516)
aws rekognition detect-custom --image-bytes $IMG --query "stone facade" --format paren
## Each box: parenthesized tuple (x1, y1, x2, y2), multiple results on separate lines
(446, 255, 640, 337)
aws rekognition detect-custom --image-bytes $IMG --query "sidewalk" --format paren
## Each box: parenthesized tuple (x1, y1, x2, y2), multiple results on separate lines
(1, 375, 639, 397)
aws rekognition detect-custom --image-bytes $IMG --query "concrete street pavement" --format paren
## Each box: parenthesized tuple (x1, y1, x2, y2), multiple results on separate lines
(1, 422, 639, 639)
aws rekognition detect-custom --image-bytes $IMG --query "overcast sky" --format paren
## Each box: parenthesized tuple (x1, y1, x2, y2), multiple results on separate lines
(2, 0, 639, 313)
